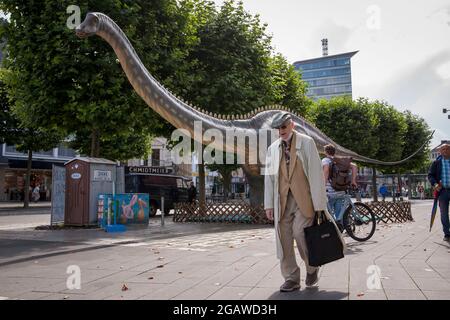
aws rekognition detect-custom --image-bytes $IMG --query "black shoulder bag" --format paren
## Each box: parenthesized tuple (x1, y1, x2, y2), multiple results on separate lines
(304, 211, 344, 267)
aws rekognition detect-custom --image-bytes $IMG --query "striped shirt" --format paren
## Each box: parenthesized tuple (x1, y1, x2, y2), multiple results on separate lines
(442, 158, 450, 188)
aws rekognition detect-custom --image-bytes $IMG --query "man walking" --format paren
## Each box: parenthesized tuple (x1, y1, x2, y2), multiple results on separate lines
(187, 182, 197, 204)
(264, 112, 345, 292)
(379, 184, 388, 202)
(428, 143, 450, 241)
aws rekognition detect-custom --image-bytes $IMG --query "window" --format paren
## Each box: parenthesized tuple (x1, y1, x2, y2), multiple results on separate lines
(306, 76, 351, 87)
(294, 57, 350, 71)
(151, 149, 161, 166)
(302, 67, 351, 79)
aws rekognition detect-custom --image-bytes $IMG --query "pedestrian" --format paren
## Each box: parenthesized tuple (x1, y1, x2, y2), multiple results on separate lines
(32, 184, 40, 203)
(417, 185, 425, 200)
(428, 143, 450, 241)
(321, 144, 358, 221)
(187, 182, 197, 204)
(264, 112, 345, 292)
(379, 184, 388, 202)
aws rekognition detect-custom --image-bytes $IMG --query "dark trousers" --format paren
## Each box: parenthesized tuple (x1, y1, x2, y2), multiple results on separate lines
(439, 189, 450, 236)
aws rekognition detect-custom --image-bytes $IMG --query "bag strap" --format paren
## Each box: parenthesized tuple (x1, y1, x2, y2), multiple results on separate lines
(314, 210, 328, 226)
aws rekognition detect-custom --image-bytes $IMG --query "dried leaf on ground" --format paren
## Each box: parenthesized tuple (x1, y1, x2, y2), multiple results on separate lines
(121, 284, 129, 291)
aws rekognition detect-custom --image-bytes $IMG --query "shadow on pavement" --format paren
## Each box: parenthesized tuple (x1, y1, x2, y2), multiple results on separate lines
(0, 221, 274, 266)
(345, 240, 377, 255)
(268, 287, 348, 300)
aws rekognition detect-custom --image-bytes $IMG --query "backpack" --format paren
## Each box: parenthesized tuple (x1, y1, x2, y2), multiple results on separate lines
(328, 157, 353, 191)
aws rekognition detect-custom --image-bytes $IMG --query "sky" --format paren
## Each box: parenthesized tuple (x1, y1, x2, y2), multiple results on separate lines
(1, 2, 449, 147)
(214, 0, 450, 147)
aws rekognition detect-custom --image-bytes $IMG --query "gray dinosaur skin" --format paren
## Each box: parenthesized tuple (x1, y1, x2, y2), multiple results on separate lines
(76, 12, 430, 171)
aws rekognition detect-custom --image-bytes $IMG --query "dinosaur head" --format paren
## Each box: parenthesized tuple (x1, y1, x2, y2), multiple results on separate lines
(76, 13, 101, 38)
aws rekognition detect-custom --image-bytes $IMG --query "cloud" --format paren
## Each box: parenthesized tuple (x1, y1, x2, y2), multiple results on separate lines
(308, 20, 354, 56)
(369, 51, 450, 146)
(427, 5, 450, 27)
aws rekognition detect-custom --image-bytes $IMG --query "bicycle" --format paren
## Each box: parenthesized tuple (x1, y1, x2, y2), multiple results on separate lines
(327, 191, 377, 242)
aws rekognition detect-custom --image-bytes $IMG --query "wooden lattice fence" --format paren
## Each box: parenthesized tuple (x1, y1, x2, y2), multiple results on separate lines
(367, 201, 413, 223)
(174, 201, 270, 224)
(174, 200, 413, 225)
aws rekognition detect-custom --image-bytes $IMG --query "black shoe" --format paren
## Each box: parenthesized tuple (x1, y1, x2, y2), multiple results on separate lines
(305, 270, 319, 287)
(280, 280, 300, 292)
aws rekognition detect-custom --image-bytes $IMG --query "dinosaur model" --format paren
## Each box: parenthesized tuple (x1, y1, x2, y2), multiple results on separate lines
(76, 12, 431, 207)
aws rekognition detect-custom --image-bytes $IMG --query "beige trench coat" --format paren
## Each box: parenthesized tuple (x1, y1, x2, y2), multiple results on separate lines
(264, 131, 346, 260)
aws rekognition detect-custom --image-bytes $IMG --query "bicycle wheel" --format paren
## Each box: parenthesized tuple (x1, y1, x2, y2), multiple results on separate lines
(343, 202, 376, 242)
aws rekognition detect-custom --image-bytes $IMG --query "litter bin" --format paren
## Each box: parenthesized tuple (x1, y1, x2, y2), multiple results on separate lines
(64, 157, 116, 226)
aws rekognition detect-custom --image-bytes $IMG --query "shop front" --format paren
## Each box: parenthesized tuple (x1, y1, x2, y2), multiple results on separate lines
(1, 159, 61, 202)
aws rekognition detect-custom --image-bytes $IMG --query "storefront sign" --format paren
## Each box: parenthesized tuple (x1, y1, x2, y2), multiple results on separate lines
(93, 170, 112, 181)
(71, 173, 81, 179)
(126, 166, 173, 175)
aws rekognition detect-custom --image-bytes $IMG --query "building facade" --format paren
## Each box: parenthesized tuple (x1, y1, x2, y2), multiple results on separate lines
(0, 144, 78, 201)
(430, 140, 450, 161)
(293, 39, 357, 100)
(125, 137, 192, 178)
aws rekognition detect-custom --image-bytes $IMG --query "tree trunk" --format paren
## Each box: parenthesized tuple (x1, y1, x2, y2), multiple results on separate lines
(372, 166, 378, 202)
(90, 130, 100, 157)
(397, 172, 403, 201)
(198, 162, 206, 215)
(198, 163, 206, 213)
(407, 174, 412, 200)
(241, 164, 265, 211)
(222, 172, 232, 201)
(23, 150, 32, 208)
(246, 174, 265, 208)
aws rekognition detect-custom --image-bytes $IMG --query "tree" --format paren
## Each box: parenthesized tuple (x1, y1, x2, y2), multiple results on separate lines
(0, 0, 199, 160)
(371, 100, 408, 164)
(0, 75, 62, 208)
(307, 96, 379, 157)
(396, 110, 432, 173)
(307, 97, 426, 201)
(267, 54, 311, 115)
(179, 0, 309, 207)
(206, 152, 239, 201)
(0, 77, 18, 145)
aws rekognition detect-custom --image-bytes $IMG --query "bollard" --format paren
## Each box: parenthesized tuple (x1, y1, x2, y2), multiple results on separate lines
(161, 196, 165, 226)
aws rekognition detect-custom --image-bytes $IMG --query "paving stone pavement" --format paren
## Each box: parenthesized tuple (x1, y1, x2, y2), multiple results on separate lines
(0, 200, 449, 300)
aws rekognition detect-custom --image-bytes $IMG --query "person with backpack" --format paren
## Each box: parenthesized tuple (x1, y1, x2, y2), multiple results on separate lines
(322, 144, 358, 221)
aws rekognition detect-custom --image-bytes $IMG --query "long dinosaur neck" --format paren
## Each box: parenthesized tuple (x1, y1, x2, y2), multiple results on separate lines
(90, 13, 430, 167)
(95, 13, 236, 136)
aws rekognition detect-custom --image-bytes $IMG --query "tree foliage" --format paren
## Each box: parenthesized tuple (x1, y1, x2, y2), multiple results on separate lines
(395, 110, 432, 173)
(307, 96, 430, 173)
(307, 96, 379, 157)
(0, 0, 201, 160)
